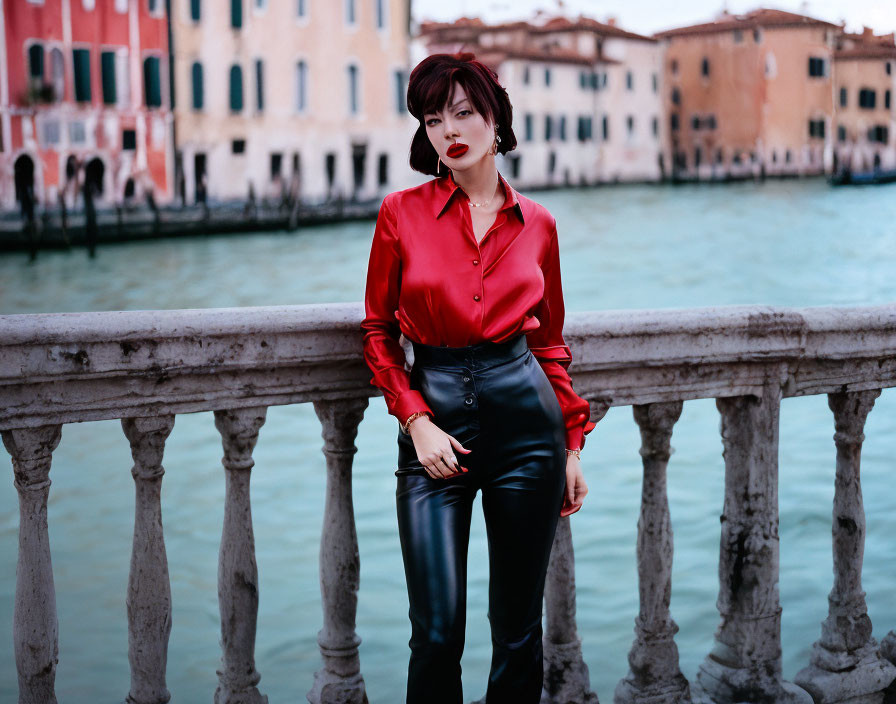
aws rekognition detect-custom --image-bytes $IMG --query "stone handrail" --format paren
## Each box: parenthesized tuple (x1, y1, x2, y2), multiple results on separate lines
(1, 303, 895, 703)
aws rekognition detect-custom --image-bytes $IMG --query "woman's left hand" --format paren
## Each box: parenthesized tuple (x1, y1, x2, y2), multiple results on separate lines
(560, 454, 588, 517)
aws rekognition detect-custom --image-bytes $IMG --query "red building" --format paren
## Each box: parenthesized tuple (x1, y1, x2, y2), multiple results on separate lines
(1, 0, 172, 212)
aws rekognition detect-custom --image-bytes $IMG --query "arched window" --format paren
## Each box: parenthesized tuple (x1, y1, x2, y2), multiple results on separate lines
(28, 44, 45, 80)
(229, 64, 243, 112)
(50, 48, 65, 100)
(347, 64, 359, 114)
(296, 60, 308, 112)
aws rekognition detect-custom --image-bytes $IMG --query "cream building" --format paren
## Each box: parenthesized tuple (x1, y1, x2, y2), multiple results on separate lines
(172, 0, 417, 205)
(416, 15, 665, 188)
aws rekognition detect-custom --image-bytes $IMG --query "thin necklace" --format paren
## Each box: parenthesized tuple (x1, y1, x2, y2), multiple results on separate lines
(466, 178, 499, 208)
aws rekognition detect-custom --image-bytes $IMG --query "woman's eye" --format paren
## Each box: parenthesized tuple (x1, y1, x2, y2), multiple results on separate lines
(426, 118, 439, 126)
(458, 110, 471, 116)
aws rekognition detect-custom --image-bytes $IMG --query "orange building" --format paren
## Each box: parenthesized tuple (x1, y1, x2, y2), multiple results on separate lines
(655, 9, 840, 180)
(832, 28, 896, 176)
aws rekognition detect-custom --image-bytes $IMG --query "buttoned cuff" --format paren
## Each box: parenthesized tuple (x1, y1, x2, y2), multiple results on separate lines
(393, 390, 434, 428)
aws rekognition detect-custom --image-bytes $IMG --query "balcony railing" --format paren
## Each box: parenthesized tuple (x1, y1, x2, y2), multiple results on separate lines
(1, 302, 895, 704)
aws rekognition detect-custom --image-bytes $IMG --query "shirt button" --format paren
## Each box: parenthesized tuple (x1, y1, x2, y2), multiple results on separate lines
(462, 376, 471, 382)
(472, 259, 479, 265)
(473, 294, 480, 301)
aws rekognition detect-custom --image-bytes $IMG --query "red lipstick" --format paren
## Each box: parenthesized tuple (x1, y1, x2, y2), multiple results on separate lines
(446, 143, 469, 158)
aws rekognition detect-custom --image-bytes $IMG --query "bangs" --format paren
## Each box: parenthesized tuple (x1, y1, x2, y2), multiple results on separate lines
(407, 57, 496, 124)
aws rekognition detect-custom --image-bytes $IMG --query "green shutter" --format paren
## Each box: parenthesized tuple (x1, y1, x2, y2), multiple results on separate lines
(255, 59, 264, 111)
(192, 62, 203, 110)
(101, 51, 117, 105)
(231, 0, 242, 28)
(230, 65, 243, 112)
(190, 0, 201, 21)
(73, 48, 91, 102)
(143, 56, 161, 107)
(28, 45, 45, 79)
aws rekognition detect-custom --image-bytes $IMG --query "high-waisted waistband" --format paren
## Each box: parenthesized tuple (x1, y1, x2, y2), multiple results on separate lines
(411, 334, 529, 371)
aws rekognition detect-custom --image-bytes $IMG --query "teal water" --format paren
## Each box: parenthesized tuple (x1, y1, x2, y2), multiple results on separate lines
(1, 178, 895, 703)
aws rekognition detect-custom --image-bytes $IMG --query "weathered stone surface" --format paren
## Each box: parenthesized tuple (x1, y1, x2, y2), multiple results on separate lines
(694, 387, 812, 704)
(214, 407, 269, 704)
(2, 424, 62, 704)
(615, 402, 690, 704)
(308, 398, 369, 704)
(795, 391, 896, 703)
(122, 415, 176, 704)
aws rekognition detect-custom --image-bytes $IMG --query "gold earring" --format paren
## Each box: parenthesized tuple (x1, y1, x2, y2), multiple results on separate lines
(437, 155, 443, 174)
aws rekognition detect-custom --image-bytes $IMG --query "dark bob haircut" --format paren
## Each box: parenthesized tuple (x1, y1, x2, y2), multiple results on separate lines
(406, 52, 518, 177)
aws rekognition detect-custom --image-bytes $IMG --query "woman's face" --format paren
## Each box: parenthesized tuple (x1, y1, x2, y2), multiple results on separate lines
(423, 83, 495, 172)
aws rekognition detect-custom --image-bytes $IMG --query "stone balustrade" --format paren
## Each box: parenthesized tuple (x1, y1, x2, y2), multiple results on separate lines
(1, 302, 895, 704)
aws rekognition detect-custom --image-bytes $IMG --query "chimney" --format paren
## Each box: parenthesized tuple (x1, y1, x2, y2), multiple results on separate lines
(606, 16, 617, 27)
(862, 26, 873, 39)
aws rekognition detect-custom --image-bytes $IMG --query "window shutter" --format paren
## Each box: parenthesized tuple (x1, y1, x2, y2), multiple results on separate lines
(101, 51, 117, 105)
(192, 62, 203, 110)
(73, 48, 91, 102)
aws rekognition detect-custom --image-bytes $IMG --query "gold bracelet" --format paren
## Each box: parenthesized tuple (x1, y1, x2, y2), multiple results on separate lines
(565, 448, 581, 459)
(401, 411, 428, 434)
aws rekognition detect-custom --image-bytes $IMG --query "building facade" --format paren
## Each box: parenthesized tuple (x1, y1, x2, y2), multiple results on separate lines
(1, 0, 172, 211)
(171, 0, 416, 205)
(656, 9, 840, 180)
(417, 15, 665, 188)
(832, 28, 896, 175)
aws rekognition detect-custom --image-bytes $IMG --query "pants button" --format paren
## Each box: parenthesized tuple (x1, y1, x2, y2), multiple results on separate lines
(464, 397, 474, 405)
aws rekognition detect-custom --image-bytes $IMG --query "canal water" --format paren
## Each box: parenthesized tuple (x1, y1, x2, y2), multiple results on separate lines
(1, 178, 895, 703)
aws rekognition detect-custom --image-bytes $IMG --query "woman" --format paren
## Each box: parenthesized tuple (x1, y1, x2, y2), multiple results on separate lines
(361, 52, 596, 704)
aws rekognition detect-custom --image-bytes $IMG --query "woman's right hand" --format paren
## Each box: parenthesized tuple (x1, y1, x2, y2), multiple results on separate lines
(408, 417, 472, 479)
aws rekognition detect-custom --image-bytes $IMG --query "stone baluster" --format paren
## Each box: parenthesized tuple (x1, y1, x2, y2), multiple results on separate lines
(542, 401, 609, 704)
(615, 401, 690, 704)
(122, 415, 176, 704)
(307, 398, 369, 704)
(794, 390, 896, 702)
(694, 386, 812, 704)
(2, 424, 63, 704)
(213, 407, 269, 704)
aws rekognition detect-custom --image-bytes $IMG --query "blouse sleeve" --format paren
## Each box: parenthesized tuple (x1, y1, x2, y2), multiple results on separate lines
(526, 217, 596, 450)
(360, 193, 435, 428)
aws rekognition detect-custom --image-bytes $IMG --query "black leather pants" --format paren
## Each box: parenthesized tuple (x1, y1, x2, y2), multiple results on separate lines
(395, 334, 567, 704)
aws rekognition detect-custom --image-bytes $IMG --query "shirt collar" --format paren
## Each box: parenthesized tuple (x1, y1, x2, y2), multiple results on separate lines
(433, 170, 525, 224)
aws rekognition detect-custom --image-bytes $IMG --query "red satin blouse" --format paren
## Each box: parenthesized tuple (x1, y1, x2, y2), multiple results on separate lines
(360, 170, 596, 450)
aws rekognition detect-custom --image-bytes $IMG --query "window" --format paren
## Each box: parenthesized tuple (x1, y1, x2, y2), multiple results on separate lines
(41, 119, 61, 146)
(670, 58, 678, 74)
(558, 115, 566, 141)
(579, 71, 587, 89)
(734, 29, 743, 43)
(547, 151, 555, 175)
(868, 125, 888, 143)
(115, 49, 130, 106)
(231, 0, 242, 28)
(232, 139, 246, 154)
(345, 0, 355, 25)
(808, 118, 825, 139)
(122, 129, 136, 150)
(101, 51, 116, 104)
(191, 61, 203, 110)
(670, 113, 679, 131)
(652, 116, 658, 137)
(73, 48, 91, 102)
(626, 115, 634, 136)
(701, 57, 710, 77)
(859, 88, 876, 109)
(886, 62, 892, 76)
(671, 87, 680, 106)
(753, 28, 762, 42)
(837, 125, 846, 142)
(147, 0, 160, 13)
(808, 57, 826, 78)
(705, 114, 717, 130)
(143, 56, 161, 107)
(524, 113, 533, 141)
(577, 115, 589, 142)
(839, 87, 847, 107)
(590, 72, 598, 90)
(190, 0, 200, 21)
(270, 152, 282, 179)
(652, 73, 658, 93)
(378, 153, 388, 186)
(297, 0, 307, 18)
(602, 73, 608, 88)
(544, 115, 552, 141)
(765, 52, 777, 78)
(544, 68, 551, 86)
(375, 0, 386, 29)
(254, 0, 267, 11)
(691, 115, 700, 130)
(255, 59, 264, 111)
(229, 64, 243, 111)
(394, 69, 406, 114)
(69, 120, 86, 144)
(785, 149, 792, 163)
(50, 48, 65, 100)
(347, 64, 359, 114)
(694, 146, 702, 167)
(296, 61, 308, 112)
(115, 0, 128, 11)
(626, 71, 633, 91)
(522, 66, 529, 85)
(602, 114, 609, 141)
(28, 44, 45, 80)
(716, 148, 723, 164)
(886, 90, 891, 110)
